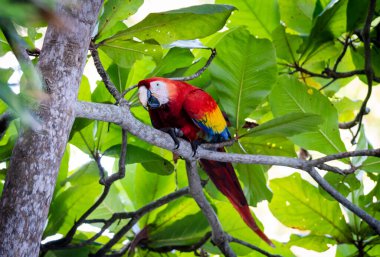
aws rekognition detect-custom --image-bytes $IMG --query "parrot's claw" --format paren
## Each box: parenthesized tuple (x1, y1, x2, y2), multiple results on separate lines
(162, 128, 182, 150)
(191, 140, 200, 157)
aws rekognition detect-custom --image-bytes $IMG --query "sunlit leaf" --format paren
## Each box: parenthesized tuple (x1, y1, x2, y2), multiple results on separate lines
(96, 0, 143, 39)
(269, 75, 346, 155)
(279, 0, 317, 35)
(269, 173, 352, 242)
(244, 112, 323, 138)
(103, 4, 235, 44)
(147, 197, 209, 248)
(217, 0, 280, 39)
(210, 27, 277, 131)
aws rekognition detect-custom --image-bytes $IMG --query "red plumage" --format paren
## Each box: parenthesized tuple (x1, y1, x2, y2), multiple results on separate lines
(138, 77, 273, 247)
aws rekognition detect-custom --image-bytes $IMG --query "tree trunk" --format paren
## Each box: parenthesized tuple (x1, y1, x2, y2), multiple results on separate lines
(0, 1, 102, 256)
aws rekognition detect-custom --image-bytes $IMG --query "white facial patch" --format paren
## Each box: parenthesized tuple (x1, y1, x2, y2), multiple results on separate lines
(138, 86, 148, 107)
(149, 81, 169, 105)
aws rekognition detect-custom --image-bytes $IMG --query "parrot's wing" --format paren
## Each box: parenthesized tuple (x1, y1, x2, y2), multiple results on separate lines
(183, 89, 230, 142)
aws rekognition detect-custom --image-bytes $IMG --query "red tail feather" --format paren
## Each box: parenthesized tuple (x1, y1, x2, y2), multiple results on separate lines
(200, 148, 274, 247)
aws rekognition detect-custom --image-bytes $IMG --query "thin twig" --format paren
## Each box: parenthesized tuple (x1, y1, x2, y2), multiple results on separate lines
(185, 160, 236, 257)
(351, 0, 376, 144)
(92, 187, 191, 256)
(307, 167, 380, 235)
(332, 35, 351, 72)
(90, 42, 124, 104)
(310, 148, 380, 166)
(170, 48, 216, 81)
(228, 235, 282, 257)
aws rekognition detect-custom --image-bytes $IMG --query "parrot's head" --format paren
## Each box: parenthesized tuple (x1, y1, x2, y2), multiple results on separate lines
(137, 77, 176, 109)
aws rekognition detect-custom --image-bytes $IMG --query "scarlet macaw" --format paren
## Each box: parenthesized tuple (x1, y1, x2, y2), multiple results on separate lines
(138, 77, 273, 246)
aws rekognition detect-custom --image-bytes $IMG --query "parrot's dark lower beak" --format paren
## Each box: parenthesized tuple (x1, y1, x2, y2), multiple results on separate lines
(147, 90, 160, 109)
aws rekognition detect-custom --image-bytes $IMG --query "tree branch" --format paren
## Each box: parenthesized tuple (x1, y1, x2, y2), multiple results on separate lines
(74, 101, 380, 236)
(228, 235, 282, 257)
(185, 160, 236, 257)
(351, 0, 376, 143)
(91, 186, 191, 256)
(170, 48, 217, 81)
(90, 43, 124, 103)
(306, 167, 380, 234)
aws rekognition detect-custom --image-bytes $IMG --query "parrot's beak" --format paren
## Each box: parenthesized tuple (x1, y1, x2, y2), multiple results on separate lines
(147, 89, 160, 109)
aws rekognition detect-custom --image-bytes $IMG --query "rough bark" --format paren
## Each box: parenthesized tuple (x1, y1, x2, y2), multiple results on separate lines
(0, 1, 102, 256)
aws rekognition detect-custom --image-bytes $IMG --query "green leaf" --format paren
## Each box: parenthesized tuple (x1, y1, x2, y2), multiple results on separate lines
(103, 4, 235, 44)
(244, 112, 323, 138)
(104, 144, 174, 175)
(0, 81, 40, 130)
(360, 157, 380, 173)
(237, 164, 272, 206)
(210, 28, 277, 131)
(272, 25, 303, 63)
(106, 63, 130, 92)
(269, 75, 346, 155)
(279, 0, 317, 35)
(346, 0, 370, 31)
(149, 47, 194, 77)
(269, 173, 352, 242)
(333, 97, 362, 123)
(0, 31, 11, 57)
(288, 234, 336, 252)
(99, 40, 162, 69)
(122, 163, 176, 226)
(44, 162, 103, 237)
(97, 0, 143, 39)
(217, 0, 280, 39)
(147, 197, 209, 248)
(300, 0, 348, 62)
(207, 200, 291, 256)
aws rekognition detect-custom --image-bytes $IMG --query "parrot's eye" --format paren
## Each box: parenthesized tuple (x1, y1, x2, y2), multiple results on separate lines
(155, 82, 160, 87)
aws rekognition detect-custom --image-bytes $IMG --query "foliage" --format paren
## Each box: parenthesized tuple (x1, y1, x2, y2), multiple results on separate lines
(1, 0, 380, 257)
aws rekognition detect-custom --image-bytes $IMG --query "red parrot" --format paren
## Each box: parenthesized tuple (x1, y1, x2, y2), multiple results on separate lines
(137, 77, 273, 247)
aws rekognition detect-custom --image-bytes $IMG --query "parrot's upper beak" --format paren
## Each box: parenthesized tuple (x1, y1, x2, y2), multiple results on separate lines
(138, 86, 160, 109)
(147, 89, 160, 109)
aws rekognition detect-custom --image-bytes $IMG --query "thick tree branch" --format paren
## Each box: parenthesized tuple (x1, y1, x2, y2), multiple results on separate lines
(74, 101, 380, 236)
(185, 160, 236, 257)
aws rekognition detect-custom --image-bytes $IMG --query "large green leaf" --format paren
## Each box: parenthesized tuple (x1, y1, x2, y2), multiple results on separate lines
(99, 40, 162, 69)
(269, 173, 352, 242)
(103, 144, 174, 175)
(346, 0, 370, 31)
(360, 157, 380, 173)
(217, 0, 280, 39)
(279, 0, 317, 35)
(96, 0, 143, 40)
(288, 234, 336, 252)
(244, 112, 323, 138)
(147, 197, 209, 248)
(269, 75, 346, 155)
(103, 4, 235, 44)
(272, 25, 303, 63)
(122, 163, 176, 226)
(300, 0, 348, 63)
(149, 47, 194, 77)
(205, 200, 292, 256)
(210, 28, 277, 131)
(44, 162, 103, 237)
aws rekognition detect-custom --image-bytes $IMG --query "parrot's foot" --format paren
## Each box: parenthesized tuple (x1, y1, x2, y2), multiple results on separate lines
(161, 127, 183, 149)
(191, 140, 201, 157)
